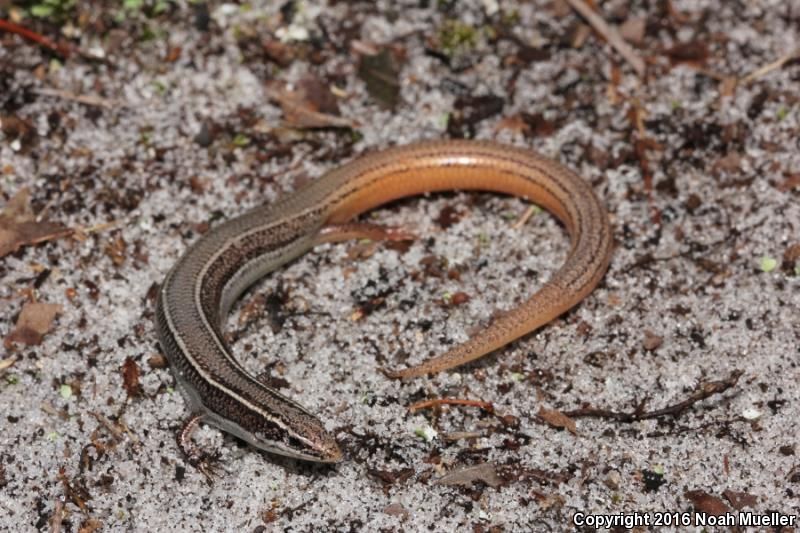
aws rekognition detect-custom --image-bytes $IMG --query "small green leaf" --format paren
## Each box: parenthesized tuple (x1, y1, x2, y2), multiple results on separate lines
(166, 386, 174, 394)
(233, 134, 250, 147)
(6, 375, 19, 385)
(414, 426, 437, 442)
(776, 106, 789, 121)
(759, 256, 777, 273)
(652, 464, 665, 475)
(47, 431, 59, 441)
(31, 5, 55, 17)
(124, 0, 144, 9)
(794, 264, 800, 276)
(151, 80, 167, 94)
(59, 384, 73, 399)
(510, 372, 525, 382)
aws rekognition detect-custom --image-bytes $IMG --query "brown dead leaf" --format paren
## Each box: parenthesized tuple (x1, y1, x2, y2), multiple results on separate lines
(358, 48, 401, 109)
(684, 490, 730, 515)
(719, 77, 738, 98)
(104, 235, 127, 266)
(664, 40, 710, 66)
(0, 188, 72, 258)
(435, 463, 504, 489)
(619, 18, 646, 46)
(712, 151, 743, 176)
(262, 37, 295, 67)
(264, 78, 358, 129)
(783, 243, 800, 272)
(722, 489, 758, 510)
(642, 330, 664, 351)
(493, 114, 531, 136)
(121, 357, 142, 398)
(776, 173, 800, 192)
(1, 115, 37, 145)
(382, 503, 409, 521)
(537, 407, 578, 435)
(78, 518, 103, 533)
(4, 302, 63, 348)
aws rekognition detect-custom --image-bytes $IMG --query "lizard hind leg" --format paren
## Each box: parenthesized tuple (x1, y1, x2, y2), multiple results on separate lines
(177, 413, 224, 482)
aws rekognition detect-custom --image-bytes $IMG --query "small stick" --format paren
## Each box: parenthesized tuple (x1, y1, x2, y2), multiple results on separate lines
(0, 19, 71, 57)
(49, 497, 64, 533)
(33, 88, 127, 109)
(563, 369, 743, 422)
(408, 398, 494, 414)
(510, 204, 539, 230)
(89, 412, 124, 442)
(74, 219, 122, 236)
(563, 0, 646, 77)
(741, 51, 800, 83)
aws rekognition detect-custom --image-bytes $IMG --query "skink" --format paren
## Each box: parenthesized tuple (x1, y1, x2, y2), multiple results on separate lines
(155, 140, 613, 466)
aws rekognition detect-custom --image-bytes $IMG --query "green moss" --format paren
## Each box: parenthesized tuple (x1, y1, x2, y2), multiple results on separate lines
(500, 9, 521, 26)
(437, 20, 479, 58)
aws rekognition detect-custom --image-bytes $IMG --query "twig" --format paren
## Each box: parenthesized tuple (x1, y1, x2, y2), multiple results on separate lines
(89, 412, 124, 442)
(0, 19, 71, 57)
(74, 219, 122, 236)
(563, 0, 646, 77)
(49, 497, 64, 533)
(563, 369, 744, 422)
(57, 468, 88, 512)
(510, 205, 539, 230)
(33, 88, 127, 109)
(408, 398, 495, 414)
(741, 51, 800, 83)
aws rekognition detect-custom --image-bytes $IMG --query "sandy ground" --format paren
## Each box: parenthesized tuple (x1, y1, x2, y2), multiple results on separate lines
(1, 0, 799, 531)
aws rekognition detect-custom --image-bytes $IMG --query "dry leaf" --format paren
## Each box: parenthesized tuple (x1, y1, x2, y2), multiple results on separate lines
(537, 407, 578, 435)
(358, 48, 401, 109)
(265, 78, 358, 129)
(4, 302, 63, 348)
(0, 188, 72, 258)
(1, 115, 37, 145)
(722, 489, 758, 510)
(262, 37, 295, 67)
(435, 463, 504, 489)
(382, 503, 409, 521)
(121, 357, 142, 398)
(642, 330, 664, 351)
(684, 490, 730, 515)
(665, 40, 710, 66)
(619, 17, 646, 46)
(493, 114, 531, 136)
(776, 173, 800, 192)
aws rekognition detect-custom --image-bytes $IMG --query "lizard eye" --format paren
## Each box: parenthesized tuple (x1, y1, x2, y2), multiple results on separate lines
(285, 435, 305, 452)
